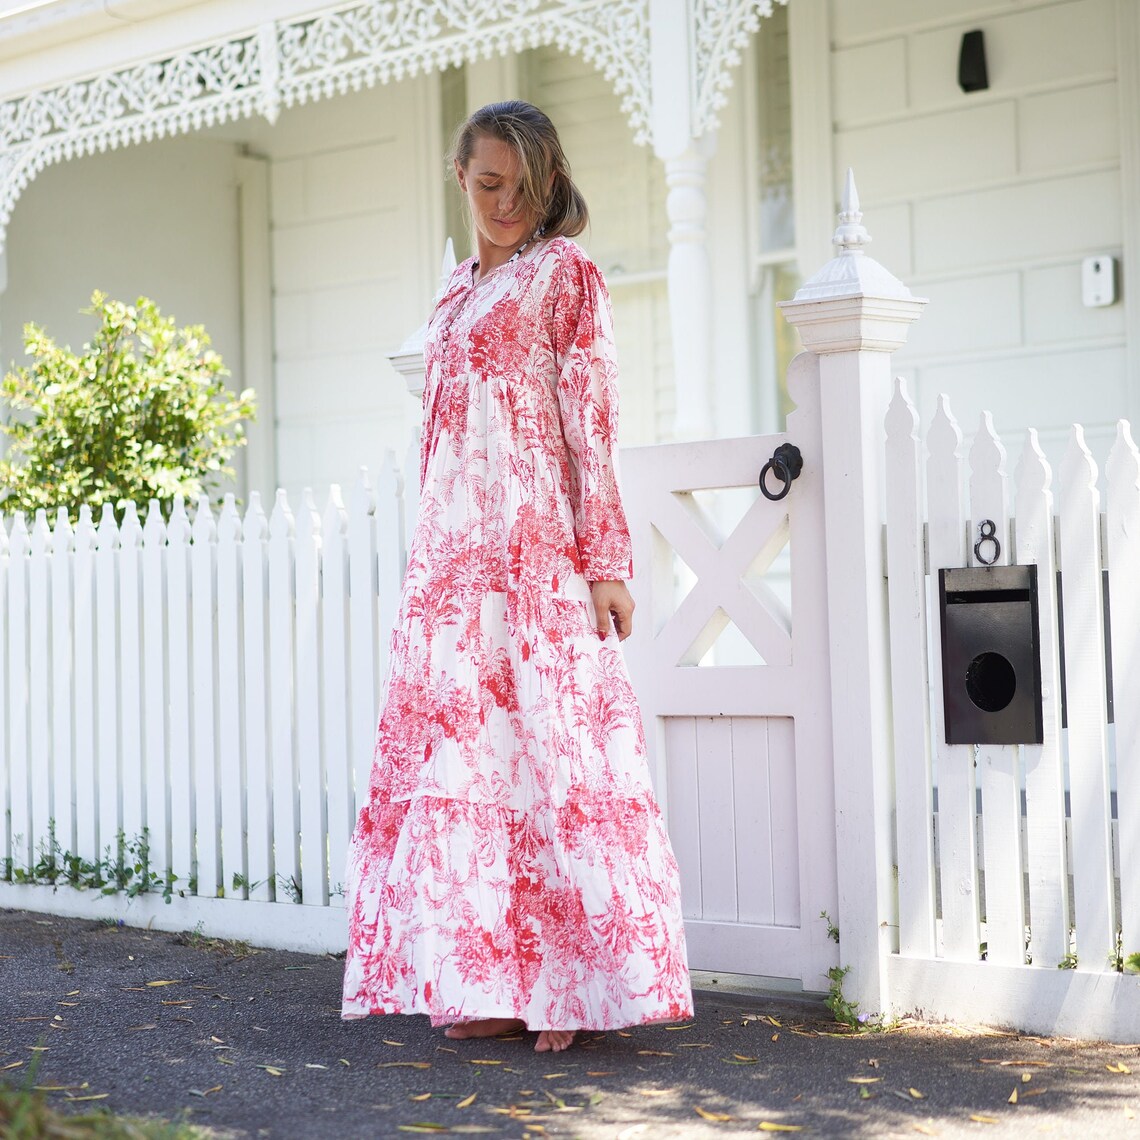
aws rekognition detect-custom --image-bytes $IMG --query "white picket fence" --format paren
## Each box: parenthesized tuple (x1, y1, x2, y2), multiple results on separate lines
(883, 380, 1140, 1038)
(0, 459, 417, 949)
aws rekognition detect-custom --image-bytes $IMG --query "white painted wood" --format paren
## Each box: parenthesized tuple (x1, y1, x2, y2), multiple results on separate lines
(241, 495, 272, 903)
(925, 396, 980, 960)
(166, 498, 194, 893)
(730, 716, 772, 926)
(1105, 420, 1140, 959)
(118, 505, 144, 859)
(1116, 0, 1140, 434)
(968, 414, 1026, 967)
(28, 512, 52, 861)
(884, 379, 937, 957)
(696, 716, 737, 922)
(141, 502, 169, 879)
(95, 505, 121, 864)
(766, 716, 799, 929)
(1058, 427, 1116, 970)
(1014, 431, 1070, 968)
(663, 717, 702, 918)
(191, 499, 220, 899)
(294, 489, 327, 906)
(374, 456, 403, 685)
(49, 509, 75, 856)
(0, 519, 8, 869)
(7, 514, 30, 870)
(268, 491, 299, 904)
(72, 508, 97, 865)
(348, 470, 380, 820)
(321, 486, 351, 904)
(215, 496, 244, 898)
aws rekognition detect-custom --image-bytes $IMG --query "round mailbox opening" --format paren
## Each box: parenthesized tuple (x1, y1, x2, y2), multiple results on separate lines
(965, 652, 1016, 713)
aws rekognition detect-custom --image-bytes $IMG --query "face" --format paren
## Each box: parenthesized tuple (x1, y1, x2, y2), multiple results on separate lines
(455, 134, 541, 271)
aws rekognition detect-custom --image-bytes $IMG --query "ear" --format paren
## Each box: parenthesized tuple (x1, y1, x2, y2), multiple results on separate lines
(454, 158, 467, 191)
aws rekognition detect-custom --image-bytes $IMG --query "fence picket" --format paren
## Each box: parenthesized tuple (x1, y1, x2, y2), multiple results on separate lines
(295, 490, 327, 906)
(268, 492, 299, 903)
(166, 498, 195, 892)
(1058, 427, 1116, 969)
(50, 510, 75, 857)
(72, 508, 98, 865)
(95, 505, 122, 863)
(119, 505, 144, 857)
(241, 495, 272, 902)
(1014, 432, 1069, 968)
(322, 487, 351, 905)
(925, 397, 980, 959)
(968, 415, 1025, 966)
(884, 380, 936, 957)
(1105, 421, 1140, 959)
(8, 515, 30, 871)
(192, 499, 220, 899)
(0, 519, 8, 870)
(29, 513, 53, 863)
(141, 502, 170, 881)
(216, 496, 245, 900)
(348, 471, 380, 824)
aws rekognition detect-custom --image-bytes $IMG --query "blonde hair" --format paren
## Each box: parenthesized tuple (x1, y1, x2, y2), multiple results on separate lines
(450, 100, 588, 240)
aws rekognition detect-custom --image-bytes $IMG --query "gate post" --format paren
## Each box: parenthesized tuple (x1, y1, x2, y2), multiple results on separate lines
(779, 172, 926, 1013)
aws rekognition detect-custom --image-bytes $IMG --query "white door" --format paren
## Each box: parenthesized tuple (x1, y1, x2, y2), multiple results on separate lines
(621, 371, 838, 989)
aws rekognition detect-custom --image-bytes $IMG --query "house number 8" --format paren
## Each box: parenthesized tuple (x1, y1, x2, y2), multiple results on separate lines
(974, 519, 1001, 566)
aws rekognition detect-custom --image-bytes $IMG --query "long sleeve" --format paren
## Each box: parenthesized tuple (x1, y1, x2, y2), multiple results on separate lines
(552, 250, 633, 582)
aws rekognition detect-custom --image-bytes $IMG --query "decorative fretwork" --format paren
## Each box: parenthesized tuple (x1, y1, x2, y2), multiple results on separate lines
(691, 0, 788, 137)
(0, 0, 652, 254)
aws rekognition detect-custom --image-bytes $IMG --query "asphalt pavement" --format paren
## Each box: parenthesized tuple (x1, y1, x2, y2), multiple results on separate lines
(2, 908, 1139, 1138)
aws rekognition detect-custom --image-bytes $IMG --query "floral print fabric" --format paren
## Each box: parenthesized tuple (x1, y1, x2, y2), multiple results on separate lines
(341, 237, 692, 1030)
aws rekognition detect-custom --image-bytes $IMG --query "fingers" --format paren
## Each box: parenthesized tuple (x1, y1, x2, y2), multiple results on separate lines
(590, 581, 634, 642)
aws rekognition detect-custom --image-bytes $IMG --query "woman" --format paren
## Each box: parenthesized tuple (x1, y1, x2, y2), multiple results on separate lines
(341, 101, 692, 1053)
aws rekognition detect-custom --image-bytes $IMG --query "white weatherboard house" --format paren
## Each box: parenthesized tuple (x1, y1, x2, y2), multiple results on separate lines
(2, 0, 1140, 1043)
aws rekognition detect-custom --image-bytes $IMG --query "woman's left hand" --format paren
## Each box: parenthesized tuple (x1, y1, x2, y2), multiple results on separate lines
(590, 580, 635, 641)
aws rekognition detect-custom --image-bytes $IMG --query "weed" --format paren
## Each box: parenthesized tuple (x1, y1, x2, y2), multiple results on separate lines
(1057, 952, 1078, 970)
(820, 910, 840, 945)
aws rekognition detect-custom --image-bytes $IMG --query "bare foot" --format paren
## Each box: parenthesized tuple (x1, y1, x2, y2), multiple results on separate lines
(444, 1018, 526, 1039)
(535, 1029, 576, 1052)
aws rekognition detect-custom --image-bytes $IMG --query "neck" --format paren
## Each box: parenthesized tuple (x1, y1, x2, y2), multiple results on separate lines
(474, 233, 535, 280)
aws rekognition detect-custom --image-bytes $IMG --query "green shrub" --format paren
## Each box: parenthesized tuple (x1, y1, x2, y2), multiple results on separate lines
(0, 291, 255, 519)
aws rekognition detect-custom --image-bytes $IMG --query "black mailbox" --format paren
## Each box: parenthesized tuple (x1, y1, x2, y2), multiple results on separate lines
(938, 565, 1043, 745)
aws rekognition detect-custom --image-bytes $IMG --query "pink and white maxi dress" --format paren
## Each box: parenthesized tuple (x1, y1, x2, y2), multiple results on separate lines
(341, 236, 692, 1030)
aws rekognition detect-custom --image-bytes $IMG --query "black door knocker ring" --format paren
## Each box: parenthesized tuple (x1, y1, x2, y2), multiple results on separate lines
(759, 443, 804, 501)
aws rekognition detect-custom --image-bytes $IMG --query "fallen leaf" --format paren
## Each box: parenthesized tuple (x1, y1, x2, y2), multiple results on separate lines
(979, 1059, 1050, 1067)
(188, 1086, 222, 1097)
(305, 1063, 328, 1070)
(677, 1043, 712, 1049)
(757, 1125, 802, 1134)
(65, 1094, 109, 1102)
(58, 1002, 79, 1007)
(1124, 1105, 1135, 1120)
(637, 1050, 674, 1057)
(410, 1093, 432, 1102)
(858, 1087, 873, 1100)
(456, 1092, 477, 1109)
(340, 1059, 351, 1066)
(379, 1062, 432, 1069)
(913, 1126, 937, 1136)
(469, 1059, 502, 1066)
(65, 991, 79, 996)
(909, 1088, 926, 1099)
(162, 1001, 192, 1007)
(847, 1077, 881, 1084)
(397, 1126, 449, 1134)
(1022, 1072, 1032, 1083)
(771, 1033, 779, 1042)
(666, 1024, 694, 1031)
(694, 1106, 732, 1122)
(969, 1115, 999, 1124)
(542, 1073, 568, 1079)
(587, 1071, 616, 1077)
(127, 1024, 158, 1031)
(0, 1062, 25, 1072)
(384, 1039, 405, 1047)
(767, 1017, 782, 1027)
(145, 980, 182, 987)
(260, 1066, 284, 1077)
(1107, 1062, 1132, 1074)
(637, 1089, 671, 1097)
(617, 1031, 632, 1038)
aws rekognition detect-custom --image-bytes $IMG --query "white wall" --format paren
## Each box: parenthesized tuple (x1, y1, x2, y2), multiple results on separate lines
(829, 0, 1129, 471)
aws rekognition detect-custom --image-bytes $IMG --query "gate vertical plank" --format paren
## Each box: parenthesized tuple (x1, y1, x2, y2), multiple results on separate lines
(664, 717, 701, 918)
(166, 498, 195, 892)
(1014, 432, 1070, 968)
(29, 513, 53, 861)
(1105, 421, 1140, 958)
(50, 511, 76, 857)
(295, 490, 327, 906)
(8, 515, 30, 871)
(95, 505, 121, 863)
(969, 415, 1026, 966)
(268, 492, 299, 904)
(731, 715, 773, 925)
(926, 397, 980, 958)
(884, 380, 937, 957)
(191, 500, 220, 899)
(142, 503, 170, 884)
(349, 471, 380, 820)
(322, 487, 351, 904)
(696, 716, 737, 922)
(216, 496, 244, 898)
(119, 505, 144, 856)
(73, 509, 98, 865)
(242, 495, 272, 903)
(767, 716, 800, 927)
(1059, 427, 1115, 968)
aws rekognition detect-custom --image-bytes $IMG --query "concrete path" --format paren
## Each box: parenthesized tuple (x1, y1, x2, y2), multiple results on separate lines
(2, 909, 1138, 1138)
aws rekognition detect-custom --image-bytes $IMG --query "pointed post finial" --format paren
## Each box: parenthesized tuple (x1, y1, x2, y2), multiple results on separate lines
(833, 169, 872, 255)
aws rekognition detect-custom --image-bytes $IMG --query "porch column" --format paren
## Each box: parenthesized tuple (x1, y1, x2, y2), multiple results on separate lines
(651, 0, 714, 440)
(779, 172, 926, 1014)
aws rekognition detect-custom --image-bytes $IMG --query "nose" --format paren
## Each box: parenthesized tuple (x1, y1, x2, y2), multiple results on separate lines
(499, 184, 519, 216)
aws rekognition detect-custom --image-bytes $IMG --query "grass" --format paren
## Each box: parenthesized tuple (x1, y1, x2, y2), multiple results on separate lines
(0, 1080, 208, 1139)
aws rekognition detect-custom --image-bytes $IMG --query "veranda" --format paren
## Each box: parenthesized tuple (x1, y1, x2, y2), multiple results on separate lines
(1, 178, 1138, 1043)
